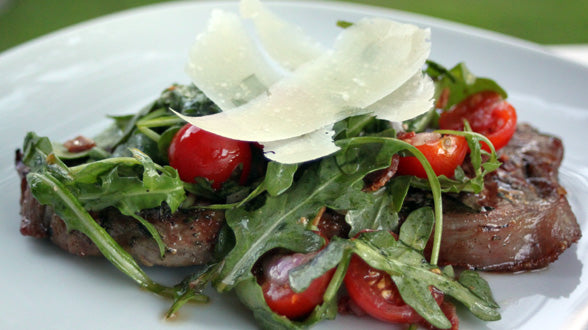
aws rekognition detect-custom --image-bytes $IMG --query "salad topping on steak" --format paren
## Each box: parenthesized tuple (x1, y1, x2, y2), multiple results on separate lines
(17, 123, 580, 270)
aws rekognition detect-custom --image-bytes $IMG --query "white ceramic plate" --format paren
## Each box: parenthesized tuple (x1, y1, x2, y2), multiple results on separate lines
(2, 1, 588, 329)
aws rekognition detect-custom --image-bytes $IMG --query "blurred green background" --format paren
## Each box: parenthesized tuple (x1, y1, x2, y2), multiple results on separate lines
(1, 0, 588, 53)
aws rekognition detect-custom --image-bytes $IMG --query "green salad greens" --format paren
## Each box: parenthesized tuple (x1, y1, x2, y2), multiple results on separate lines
(20, 61, 505, 329)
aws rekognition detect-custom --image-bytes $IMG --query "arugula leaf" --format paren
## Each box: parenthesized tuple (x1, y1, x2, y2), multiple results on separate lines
(388, 175, 413, 212)
(64, 148, 185, 213)
(112, 131, 165, 164)
(27, 171, 207, 309)
(394, 275, 451, 328)
(425, 61, 507, 110)
(104, 103, 154, 150)
(345, 188, 399, 236)
(27, 172, 166, 291)
(181, 161, 297, 212)
(93, 116, 131, 150)
(336, 20, 353, 29)
(399, 206, 434, 252)
(403, 108, 439, 133)
(72, 150, 185, 256)
(72, 154, 184, 213)
(94, 84, 219, 159)
(336, 136, 444, 264)
(265, 162, 298, 196)
(235, 229, 499, 329)
(129, 148, 185, 212)
(157, 126, 181, 163)
(234, 240, 352, 329)
(165, 263, 219, 318)
(22, 132, 186, 257)
(51, 142, 110, 161)
(68, 156, 140, 183)
(353, 231, 501, 323)
(216, 132, 450, 293)
(458, 270, 500, 308)
(291, 244, 352, 327)
(22, 132, 70, 176)
(215, 140, 398, 291)
(288, 239, 352, 292)
(155, 84, 221, 117)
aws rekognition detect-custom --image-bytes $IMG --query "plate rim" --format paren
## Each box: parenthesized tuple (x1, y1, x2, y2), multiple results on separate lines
(1, 1, 587, 330)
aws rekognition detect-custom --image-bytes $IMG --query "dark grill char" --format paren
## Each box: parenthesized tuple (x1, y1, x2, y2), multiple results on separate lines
(16, 153, 224, 267)
(427, 123, 581, 271)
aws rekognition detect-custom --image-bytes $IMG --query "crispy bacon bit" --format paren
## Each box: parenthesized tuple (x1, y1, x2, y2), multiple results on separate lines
(363, 154, 400, 192)
(63, 135, 96, 153)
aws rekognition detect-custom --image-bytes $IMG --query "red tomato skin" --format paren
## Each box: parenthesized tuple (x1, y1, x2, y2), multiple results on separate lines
(437, 301, 459, 330)
(261, 252, 335, 319)
(168, 124, 251, 189)
(396, 133, 468, 178)
(439, 90, 517, 151)
(344, 254, 444, 325)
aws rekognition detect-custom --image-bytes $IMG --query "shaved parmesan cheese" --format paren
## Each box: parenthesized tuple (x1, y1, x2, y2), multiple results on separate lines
(180, 1, 434, 163)
(253, 73, 435, 163)
(185, 10, 281, 110)
(369, 72, 435, 123)
(262, 126, 338, 164)
(240, 0, 325, 70)
(180, 17, 431, 143)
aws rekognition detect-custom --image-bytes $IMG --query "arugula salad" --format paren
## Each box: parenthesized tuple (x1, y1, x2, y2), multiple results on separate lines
(18, 1, 515, 329)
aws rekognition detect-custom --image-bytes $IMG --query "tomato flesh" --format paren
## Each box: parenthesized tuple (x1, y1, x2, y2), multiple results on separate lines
(396, 132, 468, 178)
(344, 254, 451, 327)
(168, 123, 251, 189)
(260, 251, 335, 319)
(439, 90, 517, 151)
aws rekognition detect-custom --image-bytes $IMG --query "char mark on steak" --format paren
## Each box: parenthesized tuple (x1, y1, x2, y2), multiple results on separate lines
(425, 123, 581, 271)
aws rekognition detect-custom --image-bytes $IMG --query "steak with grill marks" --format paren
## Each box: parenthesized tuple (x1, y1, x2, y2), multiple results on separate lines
(416, 123, 581, 271)
(16, 152, 225, 267)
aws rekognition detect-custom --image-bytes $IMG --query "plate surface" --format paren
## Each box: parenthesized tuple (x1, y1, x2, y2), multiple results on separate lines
(1, 1, 588, 329)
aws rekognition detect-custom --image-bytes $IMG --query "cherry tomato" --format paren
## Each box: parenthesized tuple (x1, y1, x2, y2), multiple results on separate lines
(396, 132, 468, 178)
(343, 254, 444, 325)
(168, 123, 251, 189)
(260, 250, 335, 319)
(439, 90, 517, 151)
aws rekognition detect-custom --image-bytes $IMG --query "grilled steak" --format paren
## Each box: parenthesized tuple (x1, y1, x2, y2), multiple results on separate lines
(17, 155, 224, 267)
(16, 123, 581, 271)
(426, 123, 581, 271)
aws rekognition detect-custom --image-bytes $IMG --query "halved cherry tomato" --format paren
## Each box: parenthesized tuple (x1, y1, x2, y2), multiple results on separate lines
(168, 123, 251, 189)
(396, 132, 468, 178)
(260, 250, 335, 319)
(343, 254, 445, 325)
(439, 90, 517, 151)
(342, 232, 458, 329)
